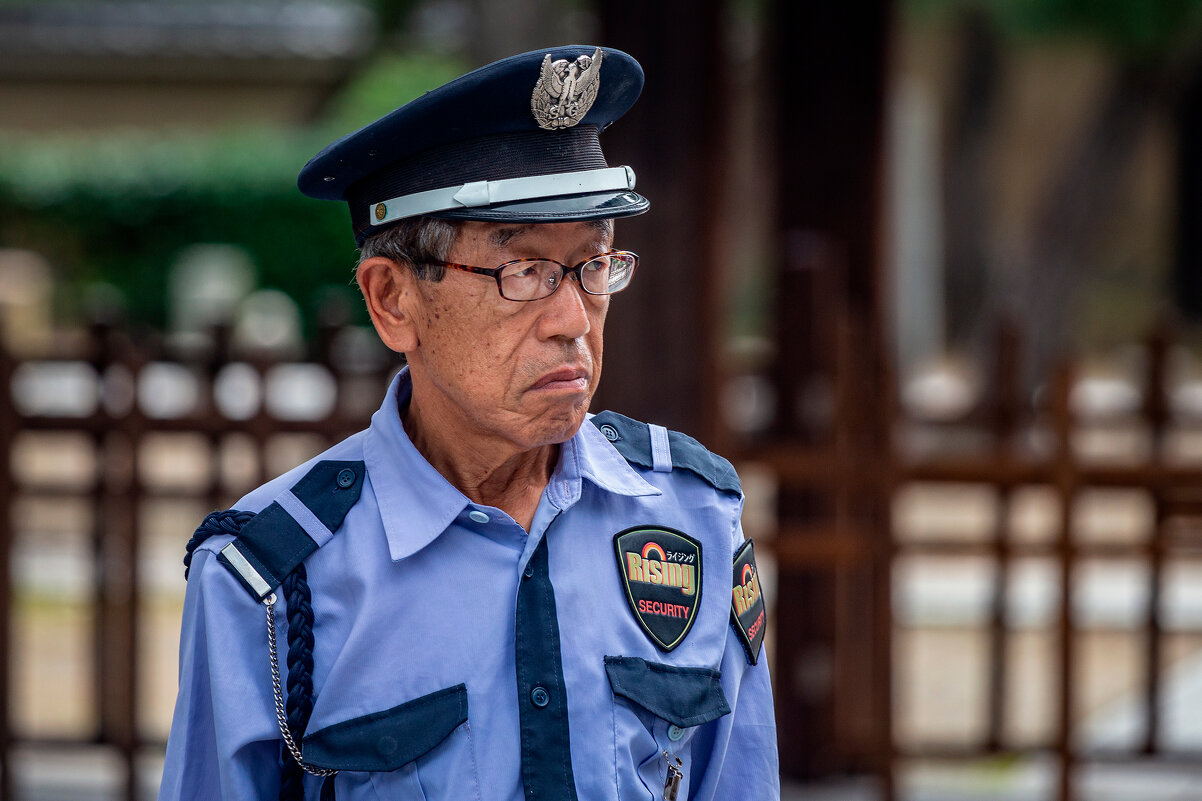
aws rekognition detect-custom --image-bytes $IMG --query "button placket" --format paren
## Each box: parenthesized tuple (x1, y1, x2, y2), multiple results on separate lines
(512, 520, 578, 799)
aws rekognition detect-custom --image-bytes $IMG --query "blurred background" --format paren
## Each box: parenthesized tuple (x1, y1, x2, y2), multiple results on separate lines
(2, 0, 1202, 799)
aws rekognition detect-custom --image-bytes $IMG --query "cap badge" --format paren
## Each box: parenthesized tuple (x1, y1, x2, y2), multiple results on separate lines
(374, 202, 387, 221)
(531, 47, 603, 131)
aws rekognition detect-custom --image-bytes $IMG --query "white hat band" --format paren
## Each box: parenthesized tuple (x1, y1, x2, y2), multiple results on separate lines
(369, 165, 637, 226)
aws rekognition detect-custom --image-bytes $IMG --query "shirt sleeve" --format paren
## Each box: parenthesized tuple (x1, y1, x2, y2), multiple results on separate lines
(687, 517, 780, 801)
(158, 548, 284, 801)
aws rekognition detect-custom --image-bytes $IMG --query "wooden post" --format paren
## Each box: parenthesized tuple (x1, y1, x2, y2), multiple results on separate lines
(92, 323, 144, 801)
(1051, 364, 1076, 801)
(766, 0, 892, 785)
(0, 328, 14, 799)
(986, 321, 1020, 751)
(1141, 327, 1169, 755)
(596, 0, 729, 446)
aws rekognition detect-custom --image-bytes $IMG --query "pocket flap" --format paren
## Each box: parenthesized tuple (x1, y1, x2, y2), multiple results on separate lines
(604, 656, 730, 728)
(302, 684, 468, 772)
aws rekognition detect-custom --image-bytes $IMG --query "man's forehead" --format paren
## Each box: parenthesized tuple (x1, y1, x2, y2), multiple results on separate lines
(467, 221, 613, 248)
(489, 225, 536, 247)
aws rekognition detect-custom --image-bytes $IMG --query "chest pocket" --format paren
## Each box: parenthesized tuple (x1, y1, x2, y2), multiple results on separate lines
(605, 656, 730, 800)
(301, 684, 481, 801)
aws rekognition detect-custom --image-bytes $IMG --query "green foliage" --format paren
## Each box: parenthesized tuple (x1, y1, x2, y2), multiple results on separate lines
(904, 0, 1202, 57)
(0, 51, 465, 334)
(0, 128, 353, 331)
(321, 51, 465, 135)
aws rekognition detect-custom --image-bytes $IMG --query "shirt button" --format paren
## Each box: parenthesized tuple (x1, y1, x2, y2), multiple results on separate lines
(599, 423, 620, 442)
(468, 510, 490, 524)
(336, 468, 356, 488)
(523, 563, 534, 579)
(530, 686, 550, 708)
(667, 724, 685, 741)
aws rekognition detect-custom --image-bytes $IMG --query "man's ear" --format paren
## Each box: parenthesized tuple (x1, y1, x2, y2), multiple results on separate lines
(357, 257, 421, 354)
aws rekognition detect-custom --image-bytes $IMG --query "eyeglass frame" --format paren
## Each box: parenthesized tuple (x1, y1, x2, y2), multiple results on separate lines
(428, 249, 639, 302)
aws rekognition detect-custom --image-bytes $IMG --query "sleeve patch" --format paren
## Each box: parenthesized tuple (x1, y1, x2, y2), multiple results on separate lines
(730, 540, 766, 665)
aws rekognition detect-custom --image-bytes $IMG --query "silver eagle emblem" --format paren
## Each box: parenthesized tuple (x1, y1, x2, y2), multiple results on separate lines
(530, 48, 603, 131)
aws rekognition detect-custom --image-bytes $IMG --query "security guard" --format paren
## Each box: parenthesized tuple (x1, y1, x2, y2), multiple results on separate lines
(159, 45, 779, 801)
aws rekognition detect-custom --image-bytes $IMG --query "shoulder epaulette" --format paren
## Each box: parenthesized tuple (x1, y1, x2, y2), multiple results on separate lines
(590, 411, 741, 496)
(216, 460, 365, 601)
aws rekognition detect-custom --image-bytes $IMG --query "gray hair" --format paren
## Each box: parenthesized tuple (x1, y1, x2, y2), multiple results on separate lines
(357, 216, 616, 280)
(357, 217, 462, 281)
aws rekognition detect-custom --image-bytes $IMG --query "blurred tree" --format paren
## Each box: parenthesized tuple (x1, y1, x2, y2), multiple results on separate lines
(322, 50, 466, 132)
(0, 129, 347, 332)
(0, 48, 464, 336)
(0, 0, 606, 337)
(987, 0, 1202, 58)
(907, 0, 1202, 377)
(940, 5, 999, 352)
(1177, 53, 1202, 319)
(365, 0, 424, 35)
(907, 0, 1202, 55)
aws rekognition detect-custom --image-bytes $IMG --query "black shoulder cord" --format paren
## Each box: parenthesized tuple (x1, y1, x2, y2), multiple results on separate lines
(280, 562, 321, 800)
(184, 510, 330, 801)
(183, 509, 254, 580)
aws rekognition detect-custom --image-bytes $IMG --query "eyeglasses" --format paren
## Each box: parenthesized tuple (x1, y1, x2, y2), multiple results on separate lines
(431, 250, 639, 302)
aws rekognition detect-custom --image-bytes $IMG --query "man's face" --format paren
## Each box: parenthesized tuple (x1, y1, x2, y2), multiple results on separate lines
(403, 220, 614, 452)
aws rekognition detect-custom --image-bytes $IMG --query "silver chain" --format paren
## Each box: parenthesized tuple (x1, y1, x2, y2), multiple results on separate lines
(264, 593, 338, 778)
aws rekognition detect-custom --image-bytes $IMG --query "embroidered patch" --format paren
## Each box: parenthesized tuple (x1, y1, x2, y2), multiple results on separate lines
(614, 526, 702, 652)
(731, 540, 766, 665)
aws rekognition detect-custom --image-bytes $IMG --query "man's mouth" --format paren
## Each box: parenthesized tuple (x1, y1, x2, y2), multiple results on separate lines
(531, 367, 589, 392)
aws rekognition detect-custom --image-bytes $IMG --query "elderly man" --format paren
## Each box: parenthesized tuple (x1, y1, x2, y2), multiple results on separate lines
(159, 45, 778, 801)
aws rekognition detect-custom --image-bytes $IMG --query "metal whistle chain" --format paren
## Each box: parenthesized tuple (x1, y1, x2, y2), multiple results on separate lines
(265, 593, 337, 778)
(662, 750, 683, 801)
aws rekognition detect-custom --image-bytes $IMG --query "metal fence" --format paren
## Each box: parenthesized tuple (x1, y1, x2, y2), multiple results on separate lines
(6, 314, 1202, 801)
(754, 318, 1202, 801)
(0, 319, 398, 800)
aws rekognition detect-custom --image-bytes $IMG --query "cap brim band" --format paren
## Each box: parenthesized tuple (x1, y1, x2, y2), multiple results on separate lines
(431, 190, 649, 223)
(369, 166, 636, 227)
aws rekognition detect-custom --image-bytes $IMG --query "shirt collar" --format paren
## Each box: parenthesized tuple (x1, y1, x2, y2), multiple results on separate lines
(566, 413, 662, 500)
(364, 368, 660, 562)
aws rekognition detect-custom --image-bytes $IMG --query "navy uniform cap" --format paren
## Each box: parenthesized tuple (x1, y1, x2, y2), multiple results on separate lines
(298, 45, 650, 244)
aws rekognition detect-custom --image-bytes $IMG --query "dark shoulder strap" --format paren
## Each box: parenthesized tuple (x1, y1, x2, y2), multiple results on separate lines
(590, 411, 741, 496)
(182, 461, 362, 801)
(215, 460, 365, 601)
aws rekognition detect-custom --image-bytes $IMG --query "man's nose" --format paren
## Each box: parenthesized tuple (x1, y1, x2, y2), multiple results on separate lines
(537, 273, 592, 340)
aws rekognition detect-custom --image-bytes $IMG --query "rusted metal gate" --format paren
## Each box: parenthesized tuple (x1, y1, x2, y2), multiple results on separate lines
(895, 327, 1202, 801)
(752, 307, 1202, 800)
(0, 320, 396, 800)
(746, 0, 1202, 796)
(756, 0, 896, 793)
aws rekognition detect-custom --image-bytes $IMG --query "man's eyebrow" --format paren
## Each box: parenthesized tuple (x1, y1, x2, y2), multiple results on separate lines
(490, 225, 534, 247)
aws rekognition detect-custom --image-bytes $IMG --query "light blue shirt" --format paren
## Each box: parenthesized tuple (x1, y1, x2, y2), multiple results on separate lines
(159, 369, 779, 800)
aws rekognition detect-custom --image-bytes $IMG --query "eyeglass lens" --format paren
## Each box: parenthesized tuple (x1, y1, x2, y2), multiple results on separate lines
(499, 253, 636, 301)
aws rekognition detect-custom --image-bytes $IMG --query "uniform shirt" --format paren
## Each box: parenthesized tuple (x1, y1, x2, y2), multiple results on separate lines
(159, 369, 779, 800)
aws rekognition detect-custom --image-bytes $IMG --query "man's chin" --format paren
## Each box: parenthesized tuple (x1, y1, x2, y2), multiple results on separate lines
(529, 403, 589, 447)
